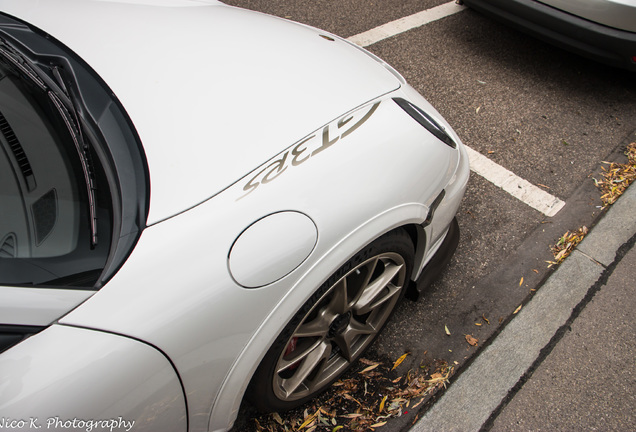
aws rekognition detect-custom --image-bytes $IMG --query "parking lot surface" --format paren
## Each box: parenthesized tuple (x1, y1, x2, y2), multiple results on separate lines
(223, 1, 636, 430)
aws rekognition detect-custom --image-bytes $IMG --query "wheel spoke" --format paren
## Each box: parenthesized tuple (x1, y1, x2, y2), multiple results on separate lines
(352, 260, 404, 315)
(294, 308, 332, 338)
(326, 278, 349, 315)
(277, 338, 322, 373)
(332, 318, 376, 362)
(356, 257, 379, 299)
(279, 340, 332, 397)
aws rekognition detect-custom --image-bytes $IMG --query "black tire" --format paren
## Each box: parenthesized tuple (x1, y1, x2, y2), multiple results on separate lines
(247, 229, 414, 412)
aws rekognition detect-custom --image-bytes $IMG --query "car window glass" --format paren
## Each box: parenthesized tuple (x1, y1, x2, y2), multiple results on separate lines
(0, 62, 112, 288)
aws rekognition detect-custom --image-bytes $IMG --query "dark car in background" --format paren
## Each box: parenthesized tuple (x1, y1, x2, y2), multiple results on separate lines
(461, 0, 636, 70)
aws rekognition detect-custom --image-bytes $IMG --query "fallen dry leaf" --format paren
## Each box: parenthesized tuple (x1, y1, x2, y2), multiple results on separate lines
(412, 397, 426, 409)
(513, 305, 522, 314)
(379, 395, 388, 413)
(298, 410, 319, 430)
(359, 364, 380, 374)
(391, 353, 410, 370)
(445, 325, 451, 336)
(340, 413, 364, 419)
(465, 334, 478, 346)
(271, 412, 283, 425)
(342, 393, 362, 406)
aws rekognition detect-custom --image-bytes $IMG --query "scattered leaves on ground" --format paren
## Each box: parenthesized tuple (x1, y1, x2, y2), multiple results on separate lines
(594, 142, 636, 208)
(547, 226, 589, 267)
(251, 356, 453, 432)
(444, 325, 451, 336)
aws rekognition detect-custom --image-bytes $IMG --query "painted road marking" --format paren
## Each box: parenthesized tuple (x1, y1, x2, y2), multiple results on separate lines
(347, 1, 466, 47)
(465, 147, 566, 217)
(347, 1, 567, 217)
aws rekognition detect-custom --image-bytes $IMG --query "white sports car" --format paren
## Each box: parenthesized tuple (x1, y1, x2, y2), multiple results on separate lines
(0, 1, 469, 431)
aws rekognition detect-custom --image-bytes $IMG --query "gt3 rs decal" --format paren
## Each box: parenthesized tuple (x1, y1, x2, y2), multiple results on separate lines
(239, 101, 380, 200)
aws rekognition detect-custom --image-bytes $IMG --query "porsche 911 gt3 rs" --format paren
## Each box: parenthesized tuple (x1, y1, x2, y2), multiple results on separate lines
(0, 1, 469, 431)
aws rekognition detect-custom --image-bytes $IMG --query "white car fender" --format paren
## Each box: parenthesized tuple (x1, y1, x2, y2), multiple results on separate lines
(0, 325, 187, 432)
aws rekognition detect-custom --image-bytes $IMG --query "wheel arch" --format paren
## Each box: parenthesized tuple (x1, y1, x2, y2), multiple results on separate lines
(207, 202, 430, 431)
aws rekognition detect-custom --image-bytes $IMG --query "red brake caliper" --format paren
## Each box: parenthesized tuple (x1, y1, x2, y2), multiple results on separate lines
(284, 337, 299, 370)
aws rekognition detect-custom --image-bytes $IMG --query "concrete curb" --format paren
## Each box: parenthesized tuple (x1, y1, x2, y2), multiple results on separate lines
(411, 182, 636, 432)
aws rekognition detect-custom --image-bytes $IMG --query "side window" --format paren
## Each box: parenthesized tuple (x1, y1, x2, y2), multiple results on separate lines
(0, 61, 112, 287)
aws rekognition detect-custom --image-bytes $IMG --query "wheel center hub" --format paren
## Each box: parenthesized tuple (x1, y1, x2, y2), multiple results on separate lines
(328, 312, 351, 337)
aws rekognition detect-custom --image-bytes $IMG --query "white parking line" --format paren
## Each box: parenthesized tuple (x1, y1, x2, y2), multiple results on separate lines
(465, 147, 566, 217)
(347, 1, 466, 47)
(347, 1, 566, 217)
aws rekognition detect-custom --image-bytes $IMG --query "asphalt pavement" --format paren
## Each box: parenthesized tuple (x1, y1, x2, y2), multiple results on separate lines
(412, 178, 636, 431)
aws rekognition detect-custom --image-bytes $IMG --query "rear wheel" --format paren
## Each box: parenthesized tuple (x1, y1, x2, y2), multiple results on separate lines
(248, 229, 414, 412)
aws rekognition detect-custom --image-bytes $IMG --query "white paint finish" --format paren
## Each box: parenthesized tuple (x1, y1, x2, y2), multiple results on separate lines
(0, 287, 94, 326)
(347, 1, 466, 47)
(229, 212, 317, 288)
(0, 0, 400, 225)
(465, 146, 566, 217)
(0, 325, 187, 431)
